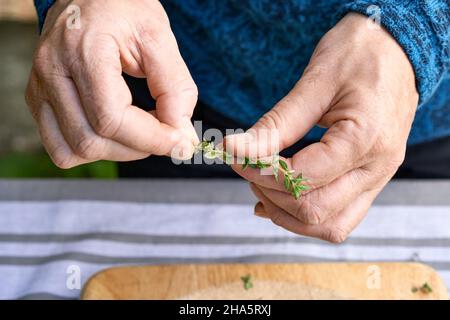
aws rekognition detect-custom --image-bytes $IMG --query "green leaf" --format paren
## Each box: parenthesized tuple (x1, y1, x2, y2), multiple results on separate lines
(240, 274, 253, 290)
(201, 140, 212, 149)
(293, 188, 301, 200)
(421, 283, 433, 293)
(273, 166, 279, 181)
(279, 159, 288, 171)
(256, 160, 271, 169)
(222, 152, 233, 164)
(194, 141, 309, 201)
(294, 177, 305, 184)
(242, 157, 250, 170)
(284, 176, 291, 191)
(204, 150, 217, 159)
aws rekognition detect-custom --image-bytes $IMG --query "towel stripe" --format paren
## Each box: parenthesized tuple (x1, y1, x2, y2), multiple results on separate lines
(1, 233, 450, 247)
(0, 253, 449, 270)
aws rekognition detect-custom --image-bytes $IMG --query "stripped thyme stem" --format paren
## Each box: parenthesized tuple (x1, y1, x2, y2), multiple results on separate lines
(194, 140, 309, 199)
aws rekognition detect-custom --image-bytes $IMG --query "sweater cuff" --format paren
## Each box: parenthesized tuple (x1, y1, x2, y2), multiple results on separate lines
(342, 1, 449, 106)
(34, 0, 56, 31)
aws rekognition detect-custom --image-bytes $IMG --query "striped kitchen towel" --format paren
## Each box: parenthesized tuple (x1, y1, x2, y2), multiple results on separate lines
(0, 200, 449, 299)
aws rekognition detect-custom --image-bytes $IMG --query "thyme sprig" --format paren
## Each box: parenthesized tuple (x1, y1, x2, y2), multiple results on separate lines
(240, 274, 253, 290)
(194, 140, 309, 200)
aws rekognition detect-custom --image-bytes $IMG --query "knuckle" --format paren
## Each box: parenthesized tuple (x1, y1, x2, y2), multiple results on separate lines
(161, 77, 198, 103)
(302, 64, 328, 83)
(296, 196, 324, 225)
(33, 45, 51, 75)
(24, 82, 35, 108)
(50, 146, 75, 169)
(372, 130, 397, 156)
(391, 149, 406, 168)
(61, 25, 79, 48)
(270, 210, 283, 227)
(73, 135, 102, 160)
(33, 43, 68, 80)
(301, 64, 336, 95)
(176, 79, 198, 99)
(137, 24, 168, 51)
(258, 107, 285, 131)
(35, 43, 51, 60)
(150, 137, 167, 155)
(92, 111, 123, 138)
(24, 76, 43, 119)
(384, 152, 406, 175)
(370, 121, 408, 172)
(372, 135, 406, 176)
(323, 227, 349, 244)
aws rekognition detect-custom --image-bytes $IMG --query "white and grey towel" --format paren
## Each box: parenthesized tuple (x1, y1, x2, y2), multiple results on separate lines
(0, 180, 449, 299)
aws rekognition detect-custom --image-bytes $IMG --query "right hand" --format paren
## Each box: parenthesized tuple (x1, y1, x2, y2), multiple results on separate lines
(25, 0, 199, 168)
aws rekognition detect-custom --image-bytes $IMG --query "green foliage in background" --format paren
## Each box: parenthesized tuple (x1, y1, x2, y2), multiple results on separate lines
(0, 152, 118, 178)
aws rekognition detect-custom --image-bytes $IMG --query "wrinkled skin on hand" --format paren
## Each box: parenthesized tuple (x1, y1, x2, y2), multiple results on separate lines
(26, 0, 199, 168)
(225, 13, 419, 243)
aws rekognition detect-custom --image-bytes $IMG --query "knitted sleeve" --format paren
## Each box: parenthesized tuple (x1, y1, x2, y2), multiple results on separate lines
(34, 0, 56, 31)
(34, 0, 449, 107)
(343, 0, 449, 106)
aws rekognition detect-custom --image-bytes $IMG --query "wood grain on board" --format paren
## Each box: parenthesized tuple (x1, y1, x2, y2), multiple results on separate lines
(82, 263, 448, 300)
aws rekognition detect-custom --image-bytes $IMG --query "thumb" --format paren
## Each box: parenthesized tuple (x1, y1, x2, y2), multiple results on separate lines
(225, 64, 337, 158)
(138, 23, 199, 149)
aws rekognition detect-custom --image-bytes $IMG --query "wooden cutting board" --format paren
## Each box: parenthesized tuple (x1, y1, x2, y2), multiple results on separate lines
(81, 263, 448, 300)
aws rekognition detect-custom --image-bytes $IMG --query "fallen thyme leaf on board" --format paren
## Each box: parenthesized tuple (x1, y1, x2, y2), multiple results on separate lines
(412, 282, 433, 294)
(194, 140, 309, 200)
(240, 274, 253, 290)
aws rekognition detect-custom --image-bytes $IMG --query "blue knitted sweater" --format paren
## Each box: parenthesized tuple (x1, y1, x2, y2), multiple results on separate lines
(35, 0, 449, 145)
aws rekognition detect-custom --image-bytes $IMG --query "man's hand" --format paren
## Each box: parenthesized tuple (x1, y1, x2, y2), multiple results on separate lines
(26, 0, 199, 168)
(225, 13, 419, 242)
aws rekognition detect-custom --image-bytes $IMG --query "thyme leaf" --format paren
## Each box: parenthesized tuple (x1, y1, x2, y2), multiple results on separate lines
(240, 274, 253, 290)
(195, 140, 309, 199)
(412, 282, 433, 294)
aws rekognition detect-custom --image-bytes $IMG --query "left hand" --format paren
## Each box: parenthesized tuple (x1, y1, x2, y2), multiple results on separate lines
(224, 13, 419, 243)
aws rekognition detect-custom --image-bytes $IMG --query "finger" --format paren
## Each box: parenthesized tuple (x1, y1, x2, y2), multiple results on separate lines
(25, 71, 41, 121)
(37, 103, 88, 169)
(69, 35, 193, 158)
(234, 117, 375, 192)
(224, 63, 337, 158)
(291, 117, 374, 189)
(252, 166, 376, 225)
(253, 183, 381, 243)
(44, 74, 150, 162)
(138, 22, 199, 144)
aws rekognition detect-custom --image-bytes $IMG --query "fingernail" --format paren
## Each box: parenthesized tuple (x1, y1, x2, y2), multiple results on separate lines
(179, 138, 195, 160)
(254, 202, 269, 218)
(181, 117, 200, 145)
(170, 135, 195, 160)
